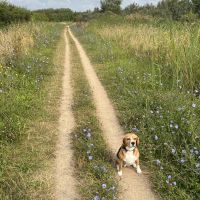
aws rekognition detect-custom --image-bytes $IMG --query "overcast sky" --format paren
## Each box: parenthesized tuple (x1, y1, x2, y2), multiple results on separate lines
(8, 0, 160, 11)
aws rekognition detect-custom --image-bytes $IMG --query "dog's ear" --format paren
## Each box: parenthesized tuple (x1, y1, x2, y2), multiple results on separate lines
(136, 137, 140, 146)
(123, 137, 127, 146)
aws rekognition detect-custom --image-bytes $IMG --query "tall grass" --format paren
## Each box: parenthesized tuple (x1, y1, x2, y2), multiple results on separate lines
(72, 15, 200, 199)
(0, 22, 64, 199)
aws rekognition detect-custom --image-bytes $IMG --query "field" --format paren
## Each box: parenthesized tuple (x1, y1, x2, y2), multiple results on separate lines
(0, 22, 65, 199)
(72, 14, 200, 199)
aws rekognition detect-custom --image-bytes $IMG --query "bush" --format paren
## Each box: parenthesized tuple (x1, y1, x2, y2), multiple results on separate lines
(0, 1, 31, 26)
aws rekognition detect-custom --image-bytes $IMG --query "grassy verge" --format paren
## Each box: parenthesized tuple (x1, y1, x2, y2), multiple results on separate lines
(0, 23, 65, 199)
(72, 15, 200, 200)
(69, 32, 118, 200)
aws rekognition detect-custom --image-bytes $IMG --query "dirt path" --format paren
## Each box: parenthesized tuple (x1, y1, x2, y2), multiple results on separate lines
(68, 28, 157, 200)
(55, 28, 78, 200)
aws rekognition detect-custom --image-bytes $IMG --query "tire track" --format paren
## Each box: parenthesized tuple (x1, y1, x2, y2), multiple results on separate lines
(55, 28, 78, 200)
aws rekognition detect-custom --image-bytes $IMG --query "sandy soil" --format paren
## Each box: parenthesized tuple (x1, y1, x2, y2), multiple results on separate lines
(68, 28, 158, 200)
(55, 29, 78, 200)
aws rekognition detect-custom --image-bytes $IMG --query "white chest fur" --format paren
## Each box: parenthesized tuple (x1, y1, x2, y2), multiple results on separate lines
(124, 151, 137, 166)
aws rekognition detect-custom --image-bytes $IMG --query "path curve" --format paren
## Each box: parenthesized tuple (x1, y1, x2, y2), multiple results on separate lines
(68, 28, 157, 200)
(55, 28, 78, 200)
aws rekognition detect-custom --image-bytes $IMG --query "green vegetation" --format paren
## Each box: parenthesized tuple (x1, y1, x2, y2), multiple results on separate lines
(69, 32, 118, 200)
(0, 22, 65, 199)
(100, 0, 122, 14)
(0, 1, 31, 26)
(32, 8, 76, 22)
(72, 15, 200, 199)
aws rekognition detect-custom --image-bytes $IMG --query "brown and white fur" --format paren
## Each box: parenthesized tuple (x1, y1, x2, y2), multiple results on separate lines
(116, 133, 142, 176)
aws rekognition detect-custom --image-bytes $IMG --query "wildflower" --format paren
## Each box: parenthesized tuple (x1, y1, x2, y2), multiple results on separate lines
(102, 183, 107, 189)
(87, 150, 91, 155)
(154, 135, 158, 141)
(88, 155, 93, 160)
(192, 103, 196, 108)
(180, 159, 186, 164)
(160, 166, 164, 170)
(156, 159, 161, 166)
(167, 175, 172, 179)
(94, 195, 100, 200)
(86, 132, 91, 138)
(182, 150, 186, 155)
(150, 110, 154, 114)
(171, 149, 176, 154)
(195, 163, 200, 168)
(172, 181, 177, 186)
(166, 180, 169, 184)
(170, 124, 173, 128)
(174, 124, 179, 129)
(132, 128, 139, 132)
(195, 150, 199, 155)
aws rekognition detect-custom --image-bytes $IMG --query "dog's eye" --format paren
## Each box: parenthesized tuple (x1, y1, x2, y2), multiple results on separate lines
(127, 138, 130, 140)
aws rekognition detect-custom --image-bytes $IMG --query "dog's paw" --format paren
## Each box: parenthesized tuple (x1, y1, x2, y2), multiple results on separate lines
(133, 163, 137, 168)
(137, 166, 142, 174)
(118, 171, 122, 176)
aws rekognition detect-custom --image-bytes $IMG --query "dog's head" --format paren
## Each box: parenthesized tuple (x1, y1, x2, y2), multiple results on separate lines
(122, 133, 140, 151)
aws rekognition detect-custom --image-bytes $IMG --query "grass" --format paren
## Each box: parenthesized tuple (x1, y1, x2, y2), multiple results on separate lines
(0, 22, 65, 199)
(72, 15, 200, 199)
(69, 31, 118, 200)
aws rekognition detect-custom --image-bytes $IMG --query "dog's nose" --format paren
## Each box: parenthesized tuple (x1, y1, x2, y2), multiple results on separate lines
(131, 142, 135, 145)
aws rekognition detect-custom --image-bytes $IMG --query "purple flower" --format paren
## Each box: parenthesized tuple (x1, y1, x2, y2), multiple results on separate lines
(88, 155, 93, 160)
(174, 124, 179, 129)
(94, 195, 100, 200)
(167, 175, 172, 179)
(132, 128, 139, 133)
(102, 183, 107, 189)
(172, 181, 177, 186)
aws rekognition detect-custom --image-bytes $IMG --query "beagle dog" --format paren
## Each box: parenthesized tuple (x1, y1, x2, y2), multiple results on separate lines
(116, 133, 142, 176)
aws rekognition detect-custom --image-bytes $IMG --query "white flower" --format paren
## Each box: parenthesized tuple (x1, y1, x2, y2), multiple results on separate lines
(154, 135, 158, 140)
(102, 183, 107, 189)
(195, 163, 200, 168)
(182, 150, 186, 154)
(171, 149, 176, 154)
(156, 159, 161, 166)
(192, 103, 196, 108)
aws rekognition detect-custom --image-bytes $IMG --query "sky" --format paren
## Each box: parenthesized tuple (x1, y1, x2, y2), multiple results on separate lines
(8, 0, 160, 11)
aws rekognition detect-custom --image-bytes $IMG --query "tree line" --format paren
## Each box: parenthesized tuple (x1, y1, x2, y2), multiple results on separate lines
(101, 0, 200, 20)
(0, 1, 31, 26)
(0, 0, 199, 26)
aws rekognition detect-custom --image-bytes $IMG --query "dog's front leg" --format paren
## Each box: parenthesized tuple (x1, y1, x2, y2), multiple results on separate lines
(136, 159, 142, 174)
(116, 159, 123, 176)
